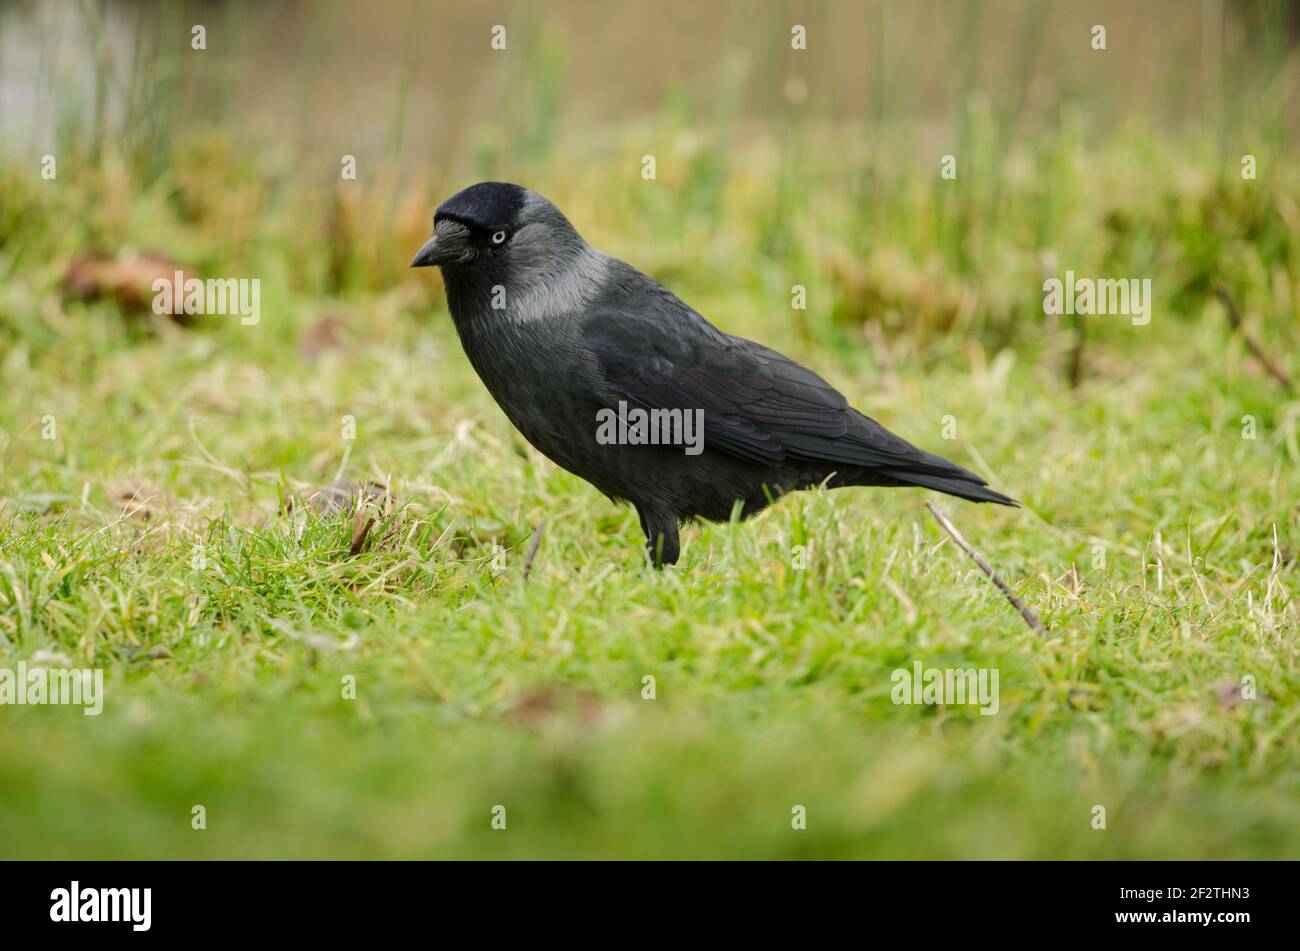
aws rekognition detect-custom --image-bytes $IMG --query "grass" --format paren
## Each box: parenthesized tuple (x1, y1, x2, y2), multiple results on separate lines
(1, 3, 1299, 859)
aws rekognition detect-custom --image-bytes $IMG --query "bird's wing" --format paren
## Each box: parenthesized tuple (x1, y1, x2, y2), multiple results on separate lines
(581, 276, 973, 479)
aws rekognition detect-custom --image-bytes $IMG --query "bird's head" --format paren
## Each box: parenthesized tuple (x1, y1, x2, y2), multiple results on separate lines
(409, 182, 586, 285)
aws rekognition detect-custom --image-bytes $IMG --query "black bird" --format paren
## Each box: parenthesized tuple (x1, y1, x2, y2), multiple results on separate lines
(411, 182, 1015, 566)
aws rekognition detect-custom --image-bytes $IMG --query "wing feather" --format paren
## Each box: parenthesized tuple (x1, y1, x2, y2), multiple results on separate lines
(582, 280, 975, 481)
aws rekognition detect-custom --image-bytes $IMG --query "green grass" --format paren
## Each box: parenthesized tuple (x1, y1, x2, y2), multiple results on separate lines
(2, 31, 1299, 854)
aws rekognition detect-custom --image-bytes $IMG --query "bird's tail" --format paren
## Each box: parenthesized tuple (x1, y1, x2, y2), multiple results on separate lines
(884, 468, 1018, 506)
(823, 413, 1018, 506)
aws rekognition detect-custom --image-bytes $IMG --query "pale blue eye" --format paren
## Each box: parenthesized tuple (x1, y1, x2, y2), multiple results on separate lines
(492, 230, 507, 244)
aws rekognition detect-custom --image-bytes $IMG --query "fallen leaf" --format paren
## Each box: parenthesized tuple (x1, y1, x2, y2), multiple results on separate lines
(299, 313, 349, 361)
(503, 685, 606, 731)
(62, 251, 200, 325)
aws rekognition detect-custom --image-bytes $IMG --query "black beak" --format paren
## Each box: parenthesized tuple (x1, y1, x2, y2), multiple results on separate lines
(409, 235, 443, 268)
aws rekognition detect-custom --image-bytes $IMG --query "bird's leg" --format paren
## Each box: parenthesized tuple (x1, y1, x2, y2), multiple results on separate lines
(647, 524, 680, 567)
(635, 505, 679, 568)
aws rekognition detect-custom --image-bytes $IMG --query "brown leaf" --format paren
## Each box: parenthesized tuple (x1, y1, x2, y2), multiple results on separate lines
(299, 313, 348, 361)
(62, 251, 201, 326)
(502, 685, 606, 731)
(1213, 680, 1266, 708)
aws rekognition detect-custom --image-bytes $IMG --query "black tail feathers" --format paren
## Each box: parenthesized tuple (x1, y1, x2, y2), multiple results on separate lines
(885, 469, 1018, 506)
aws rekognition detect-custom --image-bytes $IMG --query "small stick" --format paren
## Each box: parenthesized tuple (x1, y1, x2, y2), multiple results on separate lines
(1213, 284, 1294, 392)
(926, 502, 1049, 636)
(522, 520, 544, 582)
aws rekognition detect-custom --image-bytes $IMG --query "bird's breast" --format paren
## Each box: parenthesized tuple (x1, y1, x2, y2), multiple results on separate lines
(451, 309, 603, 466)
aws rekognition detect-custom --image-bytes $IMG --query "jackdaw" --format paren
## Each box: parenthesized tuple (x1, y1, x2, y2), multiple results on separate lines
(411, 182, 1015, 567)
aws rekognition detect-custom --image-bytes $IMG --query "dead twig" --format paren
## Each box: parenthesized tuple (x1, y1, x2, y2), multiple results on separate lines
(925, 502, 1049, 636)
(522, 521, 544, 582)
(1213, 284, 1294, 392)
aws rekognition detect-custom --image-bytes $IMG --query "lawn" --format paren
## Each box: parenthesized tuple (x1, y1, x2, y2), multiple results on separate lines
(0, 1, 1297, 859)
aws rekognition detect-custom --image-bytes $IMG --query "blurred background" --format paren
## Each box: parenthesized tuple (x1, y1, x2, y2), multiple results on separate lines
(7, 1, 1299, 148)
(0, 1, 1298, 860)
(2, 0, 1297, 354)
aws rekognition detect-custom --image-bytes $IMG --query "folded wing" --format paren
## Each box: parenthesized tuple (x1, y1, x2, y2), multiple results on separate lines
(581, 276, 1015, 505)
